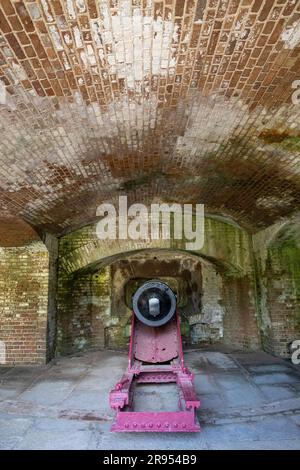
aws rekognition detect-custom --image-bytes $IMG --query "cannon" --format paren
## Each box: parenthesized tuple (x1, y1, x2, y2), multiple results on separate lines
(109, 280, 200, 432)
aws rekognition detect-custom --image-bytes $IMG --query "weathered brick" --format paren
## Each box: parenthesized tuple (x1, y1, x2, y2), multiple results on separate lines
(0, 1, 299, 364)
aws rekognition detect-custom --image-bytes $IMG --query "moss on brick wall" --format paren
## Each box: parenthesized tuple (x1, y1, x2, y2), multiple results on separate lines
(253, 220, 300, 357)
(57, 266, 111, 354)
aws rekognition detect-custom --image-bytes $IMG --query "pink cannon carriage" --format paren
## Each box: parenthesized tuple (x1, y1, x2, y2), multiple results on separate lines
(109, 280, 200, 432)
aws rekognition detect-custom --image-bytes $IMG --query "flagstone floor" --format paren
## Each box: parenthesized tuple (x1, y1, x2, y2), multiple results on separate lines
(0, 349, 300, 450)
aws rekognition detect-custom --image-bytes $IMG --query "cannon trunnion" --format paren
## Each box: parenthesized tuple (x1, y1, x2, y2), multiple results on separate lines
(109, 280, 200, 432)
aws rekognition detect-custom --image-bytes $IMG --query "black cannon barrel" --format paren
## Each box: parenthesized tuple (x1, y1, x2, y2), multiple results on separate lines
(132, 280, 176, 327)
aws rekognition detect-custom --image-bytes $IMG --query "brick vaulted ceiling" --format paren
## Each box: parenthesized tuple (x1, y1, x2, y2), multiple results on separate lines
(0, 0, 300, 242)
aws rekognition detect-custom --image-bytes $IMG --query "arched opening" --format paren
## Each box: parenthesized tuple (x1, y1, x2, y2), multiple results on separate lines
(57, 244, 260, 356)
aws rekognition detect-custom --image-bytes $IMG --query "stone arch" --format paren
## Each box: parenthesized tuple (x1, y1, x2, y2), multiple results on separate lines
(59, 217, 253, 277)
(57, 247, 226, 354)
(57, 218, 261, 356)
(74, 248, 240, 276)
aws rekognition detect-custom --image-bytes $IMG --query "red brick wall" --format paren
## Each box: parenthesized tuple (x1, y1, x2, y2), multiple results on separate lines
(0, 242, 49, 365)
(222, 274, 261, 351)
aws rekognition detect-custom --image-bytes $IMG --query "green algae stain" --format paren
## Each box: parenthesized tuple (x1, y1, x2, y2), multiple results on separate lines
(268, 238, 300, 328)
(279, 136, 300, 153)
(259, 130, 300, 152)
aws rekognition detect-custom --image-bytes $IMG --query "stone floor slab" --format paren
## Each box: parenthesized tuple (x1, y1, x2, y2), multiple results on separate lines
(253, 373, 300, 385)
